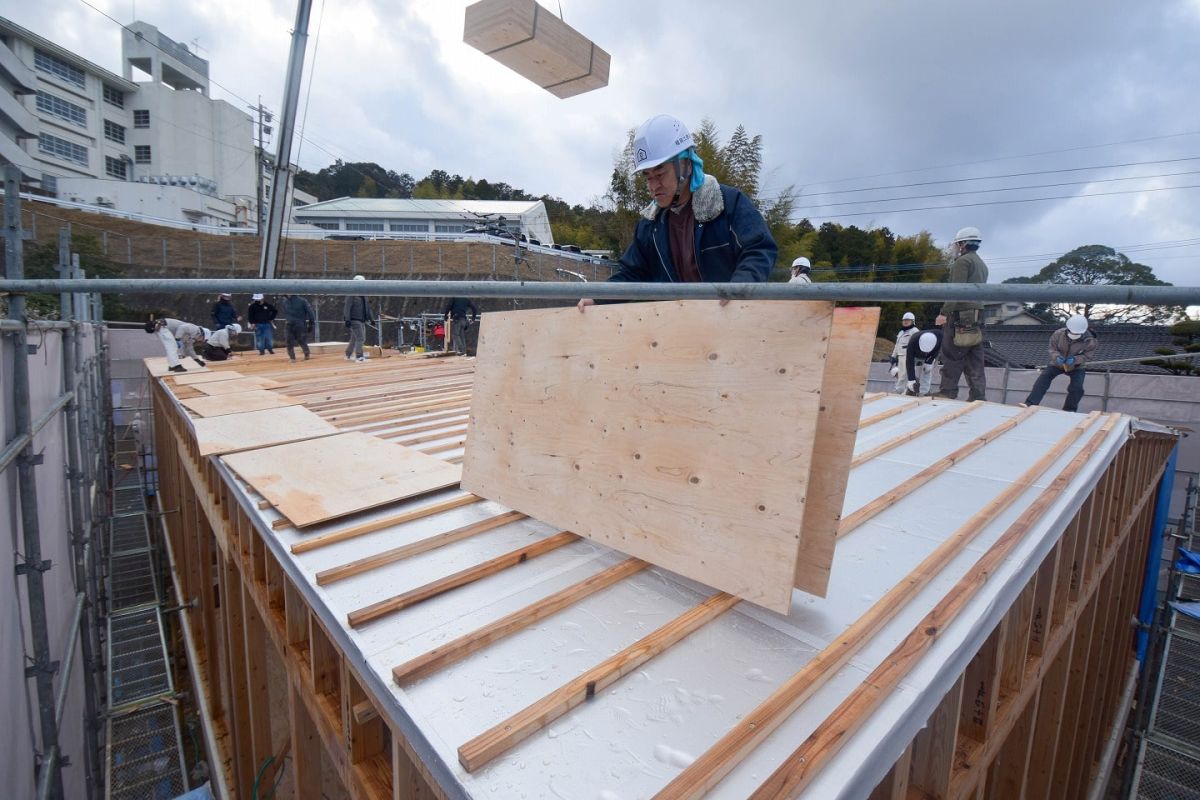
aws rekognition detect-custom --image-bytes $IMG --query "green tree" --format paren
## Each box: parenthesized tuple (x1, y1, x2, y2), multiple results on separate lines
(1002, 245, 1186, 324)
(19, 234, 129, 319)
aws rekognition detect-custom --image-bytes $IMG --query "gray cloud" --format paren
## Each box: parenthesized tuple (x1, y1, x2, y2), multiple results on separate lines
(10, 0, 1200, 285)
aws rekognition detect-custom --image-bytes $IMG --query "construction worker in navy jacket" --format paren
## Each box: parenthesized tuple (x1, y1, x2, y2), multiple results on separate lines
(578, 115, 776, 311)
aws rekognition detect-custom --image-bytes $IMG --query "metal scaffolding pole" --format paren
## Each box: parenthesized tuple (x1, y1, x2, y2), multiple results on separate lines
(2, 277, 1199, 305)
(58, 229, 102, 797)
(3, 166, 65, 798)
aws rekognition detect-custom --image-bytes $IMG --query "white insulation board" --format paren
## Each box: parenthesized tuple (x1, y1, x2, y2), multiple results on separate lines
(209, 398, 1131, 800)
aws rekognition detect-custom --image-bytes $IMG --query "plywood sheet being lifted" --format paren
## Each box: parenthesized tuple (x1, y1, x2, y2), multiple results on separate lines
(462, 300, 847, 613)
(794, 306, 880, 596)
(222, 431, 462, 527)
(190, 405, 340, 456)
(179, 389, 302, 418)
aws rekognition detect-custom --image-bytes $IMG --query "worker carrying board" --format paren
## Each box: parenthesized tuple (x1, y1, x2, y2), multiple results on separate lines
(578, 114, 776, 311)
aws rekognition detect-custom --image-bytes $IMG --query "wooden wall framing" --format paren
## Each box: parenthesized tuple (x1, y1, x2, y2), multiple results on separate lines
(152, 380, 441, 799)
(148, 351, 1176, 800)
(865, 430, 1176, 800)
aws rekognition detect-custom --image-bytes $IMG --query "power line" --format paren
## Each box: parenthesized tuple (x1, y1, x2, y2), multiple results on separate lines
(784, 155, 1200, 201)
(790, 183, 1200, 223)
(792, 129, 1200, 188)
(792, 167, 1200, 209)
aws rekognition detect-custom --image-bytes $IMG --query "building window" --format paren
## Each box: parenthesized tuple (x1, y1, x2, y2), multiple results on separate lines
(103, 84, 124, 108)
(345, 221, 385, 232)
(38, 133, 88, 167)
(35, 91, 87, 128)
(42, 175, 58, 195)
(105, 156, 127, 180)
(434, 223, 467, 233)
(134, 145, 152, 164)
(306, 221, 339, 230)
(103, 119, 126, 144)
(34, 49, 85, 88)
(390, 222, 428, 232)
(133, 109, 150, 128)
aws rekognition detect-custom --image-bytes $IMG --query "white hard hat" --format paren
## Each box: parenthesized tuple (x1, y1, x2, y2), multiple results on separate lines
(227, 323, 242, 335)
(353, 274, 366, 281)
(200, 327, 212, 339)
(632, 114, 694, 172)
(954, 226, 982, 244)
(218, 292, 231, 299)
(791, 256, 811, 270)
(1066, 314, 1088, 335)
(918, 331, 939, 353)
(902, 312, 916, 322)
(252, 293, 264, 301)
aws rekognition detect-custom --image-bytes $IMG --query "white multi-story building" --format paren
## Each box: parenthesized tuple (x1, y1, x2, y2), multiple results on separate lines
(292, 198, 555, 244)
(0, 17, 262, 227)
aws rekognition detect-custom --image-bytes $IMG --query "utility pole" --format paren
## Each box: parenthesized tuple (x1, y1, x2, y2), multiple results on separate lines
(258, 0, 313, 279)
(250, 97, 273, 233)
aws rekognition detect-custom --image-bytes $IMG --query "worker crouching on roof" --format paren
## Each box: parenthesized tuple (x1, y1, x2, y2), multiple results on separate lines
(144, 317, 207, 372)
(1021, 315, 1097, 413)
(201, 323, 241, 362)
(578, 114, 776, 311)
(905, 330, 941, 396)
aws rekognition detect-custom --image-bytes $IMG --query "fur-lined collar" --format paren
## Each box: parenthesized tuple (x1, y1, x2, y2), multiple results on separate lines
(641, 174, 724, 223)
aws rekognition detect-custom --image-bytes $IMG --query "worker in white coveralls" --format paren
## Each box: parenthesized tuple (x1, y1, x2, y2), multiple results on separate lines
(789, 257, 812, 284)
(905, 330, 941, 396)
(144, 317, 207, 372)
(889, 311, 920, 392)
(201, 323, 241, 361)
(578, 114, 776, 311)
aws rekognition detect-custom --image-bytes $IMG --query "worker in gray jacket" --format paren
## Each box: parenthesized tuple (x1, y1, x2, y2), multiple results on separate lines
(281, 293, 316, 361)
(1022, 315, 1098, 412)
(343, 275, 375, 362)
(936, 226, 989, 401)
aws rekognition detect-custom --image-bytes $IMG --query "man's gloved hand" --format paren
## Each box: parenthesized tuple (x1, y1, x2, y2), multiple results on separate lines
(1055, 355, 1066, 365)
(890, 366, 900, 378)
(1065, 356, 1076, 366)
(344, 321, 351, 330)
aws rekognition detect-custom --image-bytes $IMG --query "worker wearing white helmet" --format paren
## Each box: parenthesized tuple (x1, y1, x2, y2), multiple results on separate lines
(1021, 314, 1097, 412)
(889, 311, 921, 393)
(904, 329, 942, 396)
(247, 292, 278, 356)
(578, 114, 777, 311)
(935, 225, 990, 401)
(343, 275, 375, 362)
(200, 323, 241, 361)
(789, 257, 812, 284)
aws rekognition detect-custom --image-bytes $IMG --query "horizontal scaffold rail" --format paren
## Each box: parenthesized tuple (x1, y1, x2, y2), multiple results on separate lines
(2, 278, 1200, 305)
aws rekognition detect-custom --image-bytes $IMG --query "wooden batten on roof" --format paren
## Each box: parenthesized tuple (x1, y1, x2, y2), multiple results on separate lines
(464, 0, 611, 98)
(145, 313, 1180, 800)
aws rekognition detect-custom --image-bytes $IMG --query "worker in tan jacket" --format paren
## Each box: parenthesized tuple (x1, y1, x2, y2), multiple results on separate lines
(936, 226, 989, 401)
(1021, 315, 1097, 412)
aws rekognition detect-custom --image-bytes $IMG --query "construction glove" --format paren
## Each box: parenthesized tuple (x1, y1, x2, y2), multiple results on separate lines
(890, 366, 899, 377)
(1054, 355, 1066, 365)
(1065, 356, 1076, 366)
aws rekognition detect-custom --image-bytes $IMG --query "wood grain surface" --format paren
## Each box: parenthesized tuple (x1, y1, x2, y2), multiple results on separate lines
(462, 300, 840, 613)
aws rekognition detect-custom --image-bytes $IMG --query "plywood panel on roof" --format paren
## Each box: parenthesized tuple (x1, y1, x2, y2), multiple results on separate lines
(794, 306, 879, 596)
(222, 431, 462, 527)
(178, 390, 302, 418)
(193, 376, 285, 395)
(171, 370, 245, 386)
(190, 405, 340, 456)
(461, 300, 843, 613)
(144, 356, 209, 376)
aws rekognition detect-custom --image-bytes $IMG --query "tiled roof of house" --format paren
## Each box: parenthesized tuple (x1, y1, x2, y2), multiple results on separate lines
(983, 324, 1184, 374)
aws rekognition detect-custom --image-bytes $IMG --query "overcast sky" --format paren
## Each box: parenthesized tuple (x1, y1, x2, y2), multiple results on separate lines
(11, 0, 1200, 286)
